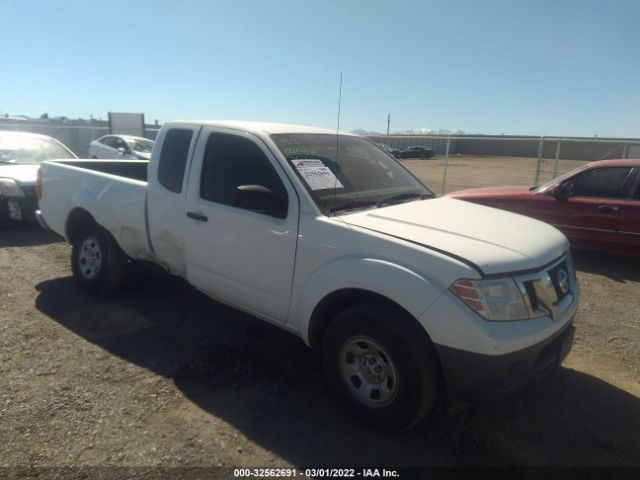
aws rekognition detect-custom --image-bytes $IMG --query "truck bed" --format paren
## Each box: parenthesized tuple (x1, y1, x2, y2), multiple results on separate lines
(54, 159, 148, 182)
(39, 159, 153, 261)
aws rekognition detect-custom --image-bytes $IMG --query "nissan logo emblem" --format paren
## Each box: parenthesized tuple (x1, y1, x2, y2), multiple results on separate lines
(557, 269, 569, 296)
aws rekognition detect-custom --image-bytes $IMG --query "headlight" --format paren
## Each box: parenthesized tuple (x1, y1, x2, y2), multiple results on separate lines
(450, 277, 529, 321)
(0, 178, 25, 197)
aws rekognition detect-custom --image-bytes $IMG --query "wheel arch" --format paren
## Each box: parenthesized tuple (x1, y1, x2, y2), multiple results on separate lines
(307, 288, 437, 355)
(293, 256, 448, 348)
(65, 207, 96, 245)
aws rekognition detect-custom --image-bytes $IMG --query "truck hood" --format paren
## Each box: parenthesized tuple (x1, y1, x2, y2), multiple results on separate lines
(340, 197, 568, 276)
(0, 164, 39, 184)
(448, 185, 534, 199)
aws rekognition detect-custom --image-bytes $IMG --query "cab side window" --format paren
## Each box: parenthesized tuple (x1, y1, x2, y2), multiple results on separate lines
(200, 133, 288, 217)
(561, 167, 632, 199)
(157, 129, 193, 194)
(113, 137, 128, 151)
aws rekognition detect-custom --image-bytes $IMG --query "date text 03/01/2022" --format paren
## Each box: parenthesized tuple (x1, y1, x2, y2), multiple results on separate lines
(233, 468, 399, 477)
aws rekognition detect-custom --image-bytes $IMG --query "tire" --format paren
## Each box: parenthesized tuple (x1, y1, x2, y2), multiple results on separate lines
(322, 302, 441, 431)
(71, 223, 128, 294)
(0, 199, 10, 228)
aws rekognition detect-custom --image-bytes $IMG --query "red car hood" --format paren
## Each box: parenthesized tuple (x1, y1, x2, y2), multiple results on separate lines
(448, 185, 534, 199)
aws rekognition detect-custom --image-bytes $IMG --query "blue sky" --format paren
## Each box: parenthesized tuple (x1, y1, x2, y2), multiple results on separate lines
(1, 0, 639, 137)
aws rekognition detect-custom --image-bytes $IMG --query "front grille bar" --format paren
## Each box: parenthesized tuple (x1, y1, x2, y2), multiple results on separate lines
(513, 253, 577, 320)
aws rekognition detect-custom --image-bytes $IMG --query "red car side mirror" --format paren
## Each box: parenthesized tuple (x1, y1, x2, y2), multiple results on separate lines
(549, 184, 571, 197)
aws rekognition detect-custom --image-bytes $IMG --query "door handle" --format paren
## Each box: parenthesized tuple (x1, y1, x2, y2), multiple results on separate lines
(597, 205, 619, 213)
(186, 211, 208, 222)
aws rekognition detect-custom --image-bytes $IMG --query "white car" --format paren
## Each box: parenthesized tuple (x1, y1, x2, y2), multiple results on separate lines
(0, 130, 76, 226)
(38, 121, 578, 431)
(89, 135, 153, 160)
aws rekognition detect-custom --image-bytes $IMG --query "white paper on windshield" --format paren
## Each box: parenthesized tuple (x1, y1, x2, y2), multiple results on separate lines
(293, 159, 344, 190)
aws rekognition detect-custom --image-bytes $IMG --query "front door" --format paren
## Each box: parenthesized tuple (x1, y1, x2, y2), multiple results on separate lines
(184, 128, 299, 324)
(534, 166, 633, 250)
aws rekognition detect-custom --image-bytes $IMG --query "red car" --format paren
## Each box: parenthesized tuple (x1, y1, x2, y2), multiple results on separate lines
(448, 159, 640, 256)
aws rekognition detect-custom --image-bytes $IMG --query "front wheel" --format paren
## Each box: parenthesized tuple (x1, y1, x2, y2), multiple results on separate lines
(71, 223, 128, 294)
(322, 303, 441, 431)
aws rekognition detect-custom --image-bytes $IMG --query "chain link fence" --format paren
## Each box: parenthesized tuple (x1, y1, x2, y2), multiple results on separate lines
(369, 135, 640, 196)
(2, 121, 638, 192)
(0, 121, 160, 157)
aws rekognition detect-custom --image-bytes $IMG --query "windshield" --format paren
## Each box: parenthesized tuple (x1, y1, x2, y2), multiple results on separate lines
(271, 134, 434, 215)
(0, 134, 76, 164)
(126, 139, 153, 153)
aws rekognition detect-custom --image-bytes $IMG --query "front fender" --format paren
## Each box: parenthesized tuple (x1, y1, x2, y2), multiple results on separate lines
(291, 256, 447, 346)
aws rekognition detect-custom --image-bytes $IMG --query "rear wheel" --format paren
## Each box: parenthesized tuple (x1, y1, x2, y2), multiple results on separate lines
(71, 223, 127, 294)
(322, 302, 441, 431)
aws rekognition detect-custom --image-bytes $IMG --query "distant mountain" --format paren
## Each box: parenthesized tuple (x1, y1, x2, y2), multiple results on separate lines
(398, 128, 467, 136)
(351, 128, 384, 136)
(351, 127, 468, 136)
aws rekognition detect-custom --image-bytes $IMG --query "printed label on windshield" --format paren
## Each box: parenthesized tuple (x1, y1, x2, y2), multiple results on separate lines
(293, 159, 344, 190)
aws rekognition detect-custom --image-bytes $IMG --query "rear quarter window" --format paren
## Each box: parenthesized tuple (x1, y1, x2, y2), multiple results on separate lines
(157, 129, 193, 193)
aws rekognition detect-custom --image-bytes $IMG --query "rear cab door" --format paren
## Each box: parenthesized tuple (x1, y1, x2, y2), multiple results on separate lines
(183, 126, 300, 324)
(146, 124, 202, 275)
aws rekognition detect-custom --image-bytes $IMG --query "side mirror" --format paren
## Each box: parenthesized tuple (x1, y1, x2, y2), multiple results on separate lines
(117, 147, 127, 156)
(550, 182, 572, 197)
(236, 185, 286, 217)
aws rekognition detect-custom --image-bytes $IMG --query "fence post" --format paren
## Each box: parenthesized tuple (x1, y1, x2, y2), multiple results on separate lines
(534, 136, 544, 186)
(552, 139, 561, 179)
(441, 137, 451, 195)
(622, 144, 628, 159)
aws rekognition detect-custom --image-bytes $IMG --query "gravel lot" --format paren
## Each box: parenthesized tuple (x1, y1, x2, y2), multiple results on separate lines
(404, 154, 588, 195)
(0, 157, 639, 470)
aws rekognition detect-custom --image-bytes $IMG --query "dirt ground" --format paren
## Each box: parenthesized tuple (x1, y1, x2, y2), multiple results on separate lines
(0, 157, 639, 470)
(404, 154, 588, 195)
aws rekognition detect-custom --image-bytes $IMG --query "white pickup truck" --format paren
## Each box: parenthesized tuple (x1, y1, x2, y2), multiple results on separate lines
(37, 121, 579, 430)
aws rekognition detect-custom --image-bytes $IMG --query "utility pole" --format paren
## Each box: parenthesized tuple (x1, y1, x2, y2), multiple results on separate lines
(386, 113, 391, 136)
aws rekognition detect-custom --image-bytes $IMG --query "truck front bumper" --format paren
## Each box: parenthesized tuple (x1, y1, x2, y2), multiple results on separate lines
(435, 320, 575, 402)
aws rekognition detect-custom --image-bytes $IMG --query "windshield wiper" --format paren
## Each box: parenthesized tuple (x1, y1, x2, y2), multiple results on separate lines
(376, 192, 432, 208)
(329, 200, 378, 215)
(329, 192, 432, 215)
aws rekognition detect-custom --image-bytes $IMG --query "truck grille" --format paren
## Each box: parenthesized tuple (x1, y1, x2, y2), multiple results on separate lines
(514, 253, 577, 320)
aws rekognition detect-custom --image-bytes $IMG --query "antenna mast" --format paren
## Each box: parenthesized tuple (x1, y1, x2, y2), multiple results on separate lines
(333, 73, 343, 211)
(337, 73, 343, 134)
